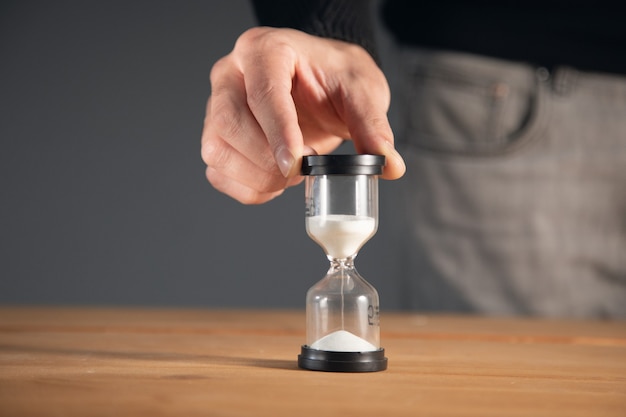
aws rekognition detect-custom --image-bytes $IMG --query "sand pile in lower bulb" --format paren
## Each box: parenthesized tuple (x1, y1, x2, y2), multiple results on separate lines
(310, 330, 377, 352)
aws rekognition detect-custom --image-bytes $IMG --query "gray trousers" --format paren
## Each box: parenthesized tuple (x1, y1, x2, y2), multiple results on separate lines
(385, 47, 626, 318)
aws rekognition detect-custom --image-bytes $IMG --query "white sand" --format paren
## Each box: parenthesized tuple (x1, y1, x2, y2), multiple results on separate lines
(310, 330, 377, 352)
(306, 215, 376, 259)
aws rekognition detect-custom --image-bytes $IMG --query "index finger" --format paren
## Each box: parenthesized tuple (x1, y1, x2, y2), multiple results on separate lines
(238, 35, 303, 178)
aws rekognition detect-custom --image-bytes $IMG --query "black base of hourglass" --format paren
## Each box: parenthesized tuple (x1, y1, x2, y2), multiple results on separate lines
(298, 345, 387, 372)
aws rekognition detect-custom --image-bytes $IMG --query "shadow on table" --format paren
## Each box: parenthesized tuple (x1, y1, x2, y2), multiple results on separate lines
(0, 343, 300, 371)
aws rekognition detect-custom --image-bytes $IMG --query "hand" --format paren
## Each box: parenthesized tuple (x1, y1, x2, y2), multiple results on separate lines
(201, 27, 405, 204)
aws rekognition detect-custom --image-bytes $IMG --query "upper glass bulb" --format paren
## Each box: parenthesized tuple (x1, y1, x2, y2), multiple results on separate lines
(302, 154, 383, 260)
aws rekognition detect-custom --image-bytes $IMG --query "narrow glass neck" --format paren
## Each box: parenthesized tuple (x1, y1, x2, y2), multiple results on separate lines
(329, 256, 355, 270)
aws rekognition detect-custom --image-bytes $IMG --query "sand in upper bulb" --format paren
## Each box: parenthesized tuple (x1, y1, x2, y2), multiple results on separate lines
(306, 214, 376, 259)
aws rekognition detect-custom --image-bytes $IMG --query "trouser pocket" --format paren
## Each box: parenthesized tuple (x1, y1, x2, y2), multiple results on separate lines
(396, 48, 547, 155)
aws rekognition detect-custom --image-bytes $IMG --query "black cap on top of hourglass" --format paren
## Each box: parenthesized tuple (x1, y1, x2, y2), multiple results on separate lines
(301, 154, 385, 176)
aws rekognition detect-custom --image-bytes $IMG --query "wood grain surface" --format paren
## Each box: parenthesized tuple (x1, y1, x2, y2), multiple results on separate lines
(0, 307, 624, 416)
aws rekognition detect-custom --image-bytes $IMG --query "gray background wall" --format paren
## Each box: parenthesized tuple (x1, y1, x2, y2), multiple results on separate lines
(0, 1, 406, 309)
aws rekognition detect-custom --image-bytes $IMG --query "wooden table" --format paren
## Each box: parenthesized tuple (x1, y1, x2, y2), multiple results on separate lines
(0, 307, 624, 416)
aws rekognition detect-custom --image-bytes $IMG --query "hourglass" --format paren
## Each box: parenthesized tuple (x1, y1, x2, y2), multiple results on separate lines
(298, 154, 388, 372)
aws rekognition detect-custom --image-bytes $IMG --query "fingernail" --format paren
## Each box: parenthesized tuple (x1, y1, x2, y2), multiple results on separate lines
(275, 146, 295, 177)
(302, 145, 317, 156)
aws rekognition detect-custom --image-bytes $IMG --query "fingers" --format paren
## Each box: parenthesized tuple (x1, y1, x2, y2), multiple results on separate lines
(203, 134, 284, 187)
(207, 166, 305, 205)
(348, 109, 406, 180)
(237, 28, 304, 178)
(203, 46, 299, 204)
(208, 58, 277, 173)
(333, 46, 406, 180)
(202, 103, 299, 204)
(203, 140, 312, 205)
(201, 27, 406, 205)
(205, 166, 285, 205)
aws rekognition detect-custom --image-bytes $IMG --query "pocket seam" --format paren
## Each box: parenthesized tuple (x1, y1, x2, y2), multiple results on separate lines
(400, 63, 551, 159)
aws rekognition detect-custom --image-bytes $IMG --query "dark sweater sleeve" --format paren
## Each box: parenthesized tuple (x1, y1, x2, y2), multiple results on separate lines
(250, 0, 380, 63)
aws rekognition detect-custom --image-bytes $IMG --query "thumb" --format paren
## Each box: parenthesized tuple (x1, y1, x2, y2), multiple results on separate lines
(344, 102, 406, 180)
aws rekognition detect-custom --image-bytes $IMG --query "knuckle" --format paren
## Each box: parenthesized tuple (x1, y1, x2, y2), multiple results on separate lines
(367, 113, 393, 132)
(232, 29, 298, 114)
(256, 172, 287, 194)
(258, 150, 280, 172)
(200, 140, 212, 165)
(238, 192, 270, 205)
(209, 56, 230, 86)
(246, 82, 291, 116)
(201, 137, 230, 169)
(206, 167, 252, 204)
(236, 27, 269, 48)
(241, 189, 283, 205)
(245, 64, 293, 113)
(236, 27, 292, 54)
(206, 168, 270, 205)
(246, 80, 277, 111)
(205, 167, 227, 194)
(206, 166, 282, 205)
(210, 99, 243, 140)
